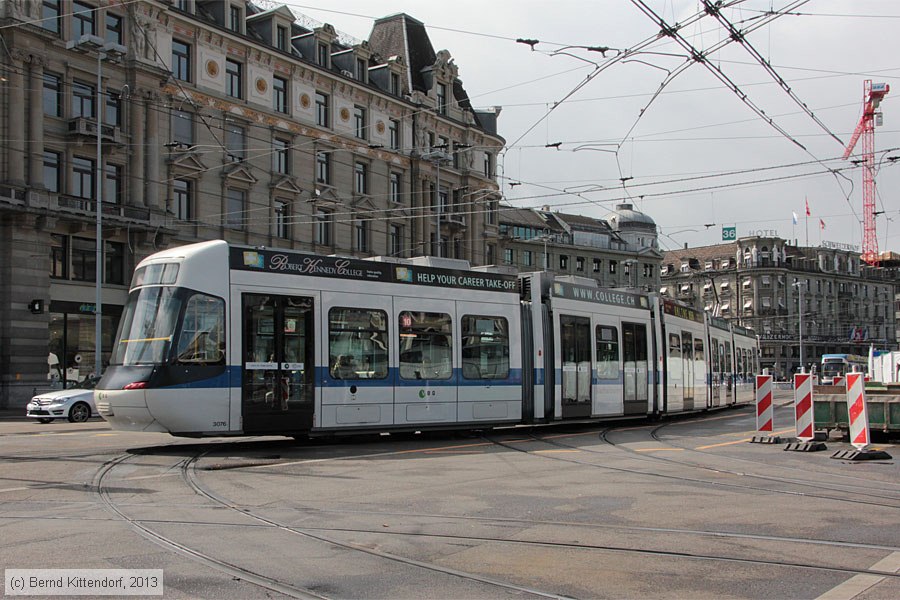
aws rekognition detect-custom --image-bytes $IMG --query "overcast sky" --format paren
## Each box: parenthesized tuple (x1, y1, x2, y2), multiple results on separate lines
(287, 1, 900, 253)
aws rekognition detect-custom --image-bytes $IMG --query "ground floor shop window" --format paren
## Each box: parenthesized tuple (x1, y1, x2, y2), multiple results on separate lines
(48, 307, 120, 388)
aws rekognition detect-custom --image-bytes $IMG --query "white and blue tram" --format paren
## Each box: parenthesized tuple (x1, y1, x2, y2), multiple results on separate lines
(96, 241, 758, 437)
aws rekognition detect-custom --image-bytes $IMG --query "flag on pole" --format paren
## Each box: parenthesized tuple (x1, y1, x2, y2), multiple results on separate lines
(806, 198, 811, 216)
(820, 218, 826, 230)
(792, 211, 798, 225)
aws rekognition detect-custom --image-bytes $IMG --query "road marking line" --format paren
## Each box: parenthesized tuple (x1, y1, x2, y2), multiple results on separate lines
(816, 551, 900, 600)
(634, 448, 684, 452)
(94, 433, 118, 437)
(695, 428, 794, 450)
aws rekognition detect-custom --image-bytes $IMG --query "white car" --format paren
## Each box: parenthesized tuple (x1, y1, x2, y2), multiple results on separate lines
(26, 377, 101, 423)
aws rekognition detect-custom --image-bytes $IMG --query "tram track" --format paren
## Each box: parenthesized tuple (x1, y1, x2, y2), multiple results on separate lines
(57, 433, 897, 598)
(176, 439, 900, 584)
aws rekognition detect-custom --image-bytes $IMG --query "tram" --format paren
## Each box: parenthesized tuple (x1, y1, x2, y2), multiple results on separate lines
(96, 240, 758, 437)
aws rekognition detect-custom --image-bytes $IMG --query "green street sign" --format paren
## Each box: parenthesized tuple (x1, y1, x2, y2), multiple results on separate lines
(722, 226, 736, 241)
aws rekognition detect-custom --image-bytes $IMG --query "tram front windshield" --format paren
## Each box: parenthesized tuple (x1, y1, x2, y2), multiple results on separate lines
(821, 360, 846, 378)
(111, 287, 183, 366)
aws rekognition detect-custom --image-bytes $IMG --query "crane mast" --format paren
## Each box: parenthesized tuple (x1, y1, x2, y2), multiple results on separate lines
(843, 80, 889, 266)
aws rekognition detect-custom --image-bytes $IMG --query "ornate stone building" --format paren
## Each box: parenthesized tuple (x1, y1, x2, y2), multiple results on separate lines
(0, 1, 504, 407)
(661, 236, 899, 377)
(499, 203, 663, 290)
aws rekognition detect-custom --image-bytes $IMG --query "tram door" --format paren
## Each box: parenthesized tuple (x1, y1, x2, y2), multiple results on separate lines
(622, 322, 649, 415)
(560, 315, 592, 418)
(710, 338, 721, 408)
(242, 294, 314, 434)
(681, 332, 694, 411)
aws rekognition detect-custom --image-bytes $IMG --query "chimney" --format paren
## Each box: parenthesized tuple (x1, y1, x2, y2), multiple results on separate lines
(684, 242, 688, 249)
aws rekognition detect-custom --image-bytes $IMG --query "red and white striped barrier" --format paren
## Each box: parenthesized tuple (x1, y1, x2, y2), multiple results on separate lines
(793, 374, 814, 441)
(755, 375, 774, 433)
(845, 373, 870, 450)
(832, 376, 844, 387)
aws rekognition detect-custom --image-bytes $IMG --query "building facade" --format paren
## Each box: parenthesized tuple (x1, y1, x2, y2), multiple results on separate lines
(499, 202, 663, 289)
(661, 236, 899, 377)
(0, 1, 504, 407)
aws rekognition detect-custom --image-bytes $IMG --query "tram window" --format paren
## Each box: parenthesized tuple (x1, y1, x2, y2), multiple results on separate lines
(131, 262, 179, 288)
(112, 287, 183, 366)
(328, 308, 388, 379)
(399, 311, 452, 380)
(595, 325, 619, 380)
(668, 333, 681, 358)
(174, 294, 225, 365)
(461, 315, 509, 380)
(682, 332, 693, 361)
(694, 338, 704, 364)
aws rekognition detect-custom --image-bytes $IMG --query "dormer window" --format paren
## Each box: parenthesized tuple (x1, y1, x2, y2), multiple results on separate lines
(228, 4, 242, 34)
(705, 261, 713, 270)
(390, 72, 401, 96)
(276, 25, 287, 51)
(437, 82, 448, 115)
(317, 43, 329, 67)
(356, 57, 367, 83)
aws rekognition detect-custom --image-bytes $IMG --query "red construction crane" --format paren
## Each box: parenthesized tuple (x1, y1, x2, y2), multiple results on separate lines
(843, 80, 890, 266)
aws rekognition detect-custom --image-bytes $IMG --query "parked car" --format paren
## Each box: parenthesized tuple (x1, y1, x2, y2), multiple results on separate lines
(26, 376, 101, 423)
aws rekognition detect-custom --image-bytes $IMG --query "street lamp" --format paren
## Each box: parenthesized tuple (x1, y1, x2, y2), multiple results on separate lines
(793, 281, 807, 373)
(65, 34, 126, 377)
(422, 146, 451, 257)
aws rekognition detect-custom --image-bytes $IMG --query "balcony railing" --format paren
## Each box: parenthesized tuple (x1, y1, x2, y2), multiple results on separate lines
(57, 195, 150, 221)
(66, 117, 123, 145)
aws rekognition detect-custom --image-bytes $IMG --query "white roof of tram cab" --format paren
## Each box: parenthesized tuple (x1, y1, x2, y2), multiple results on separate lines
(134, 240, 231, 298)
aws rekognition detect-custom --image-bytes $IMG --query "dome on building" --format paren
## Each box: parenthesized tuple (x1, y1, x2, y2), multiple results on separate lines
(605, 202, 656, 231)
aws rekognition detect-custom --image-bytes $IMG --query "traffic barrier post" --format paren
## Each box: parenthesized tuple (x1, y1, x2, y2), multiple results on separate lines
(793, 374, 814, 441)
(831, 373, 892, 460)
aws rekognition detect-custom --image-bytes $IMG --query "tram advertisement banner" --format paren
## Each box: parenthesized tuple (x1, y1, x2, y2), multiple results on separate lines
(230, 247, 517, 293)
(551, 282, 649, 309)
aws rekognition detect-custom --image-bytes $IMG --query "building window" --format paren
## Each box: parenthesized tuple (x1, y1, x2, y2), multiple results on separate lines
(105, 241, 125, 285)
(105, 91, 120, 127)
(275, 200, 289, 238)
(593, 258, 601, 272)
(50, 234, 67, 278)
(390, 72, 401, 95)
(486, 244, 495, 265)
(315, 92, 329, 127)
(104, 163, 122, 205)
(273, 138, 289, 174)
(436, 82, 447, 115)
(43, 73, 62, 117)
(173, 179, 192, 220)
(225, 121, 245, 162)
(273, 75, 288, 113)
(487, 200, 496, 225)
(576, 257, 585, 272)
(316, 209, 333, 245)
(225, 188, 245, 229)
(105, 13, 123, 45)
(390, 224, 403, 257)
(389, 172, 401, 203)
(73, 1, 95, 38)
(43, 151, 61, 192)
(504, 248, 514, 265)
(523, 250, 533, 267)
(228, 4, 242, 33)
(354, 162, 368, 195)
(389, 118, 400, 150)
(353, 105, 367, 139)
(483, 152, 492, 178)
(355, 218, 369, 252)
(172, 40, 191, 82)
(41, 0, 61, 34)
(225, 58, 242, 99)
(72, 80, 95, 119)
(172, 109, 194, 147)
(276, 25, 287, 51)
(559, 255, 569, 270)
(356, 57, 367, 82)
(71, 237, 97, 282)
(72, 156, 95, 199)
(317, 43, 329, 67)
(316, 151, 330, 184)
(609, 260, 617, 274)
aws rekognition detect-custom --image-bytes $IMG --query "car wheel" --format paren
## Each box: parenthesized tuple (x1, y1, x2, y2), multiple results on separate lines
(37, 418, 54, 424)
(68, 402, 91, 423)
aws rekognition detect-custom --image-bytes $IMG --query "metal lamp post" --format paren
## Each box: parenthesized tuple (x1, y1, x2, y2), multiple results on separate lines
(66, 35, 126, 377)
